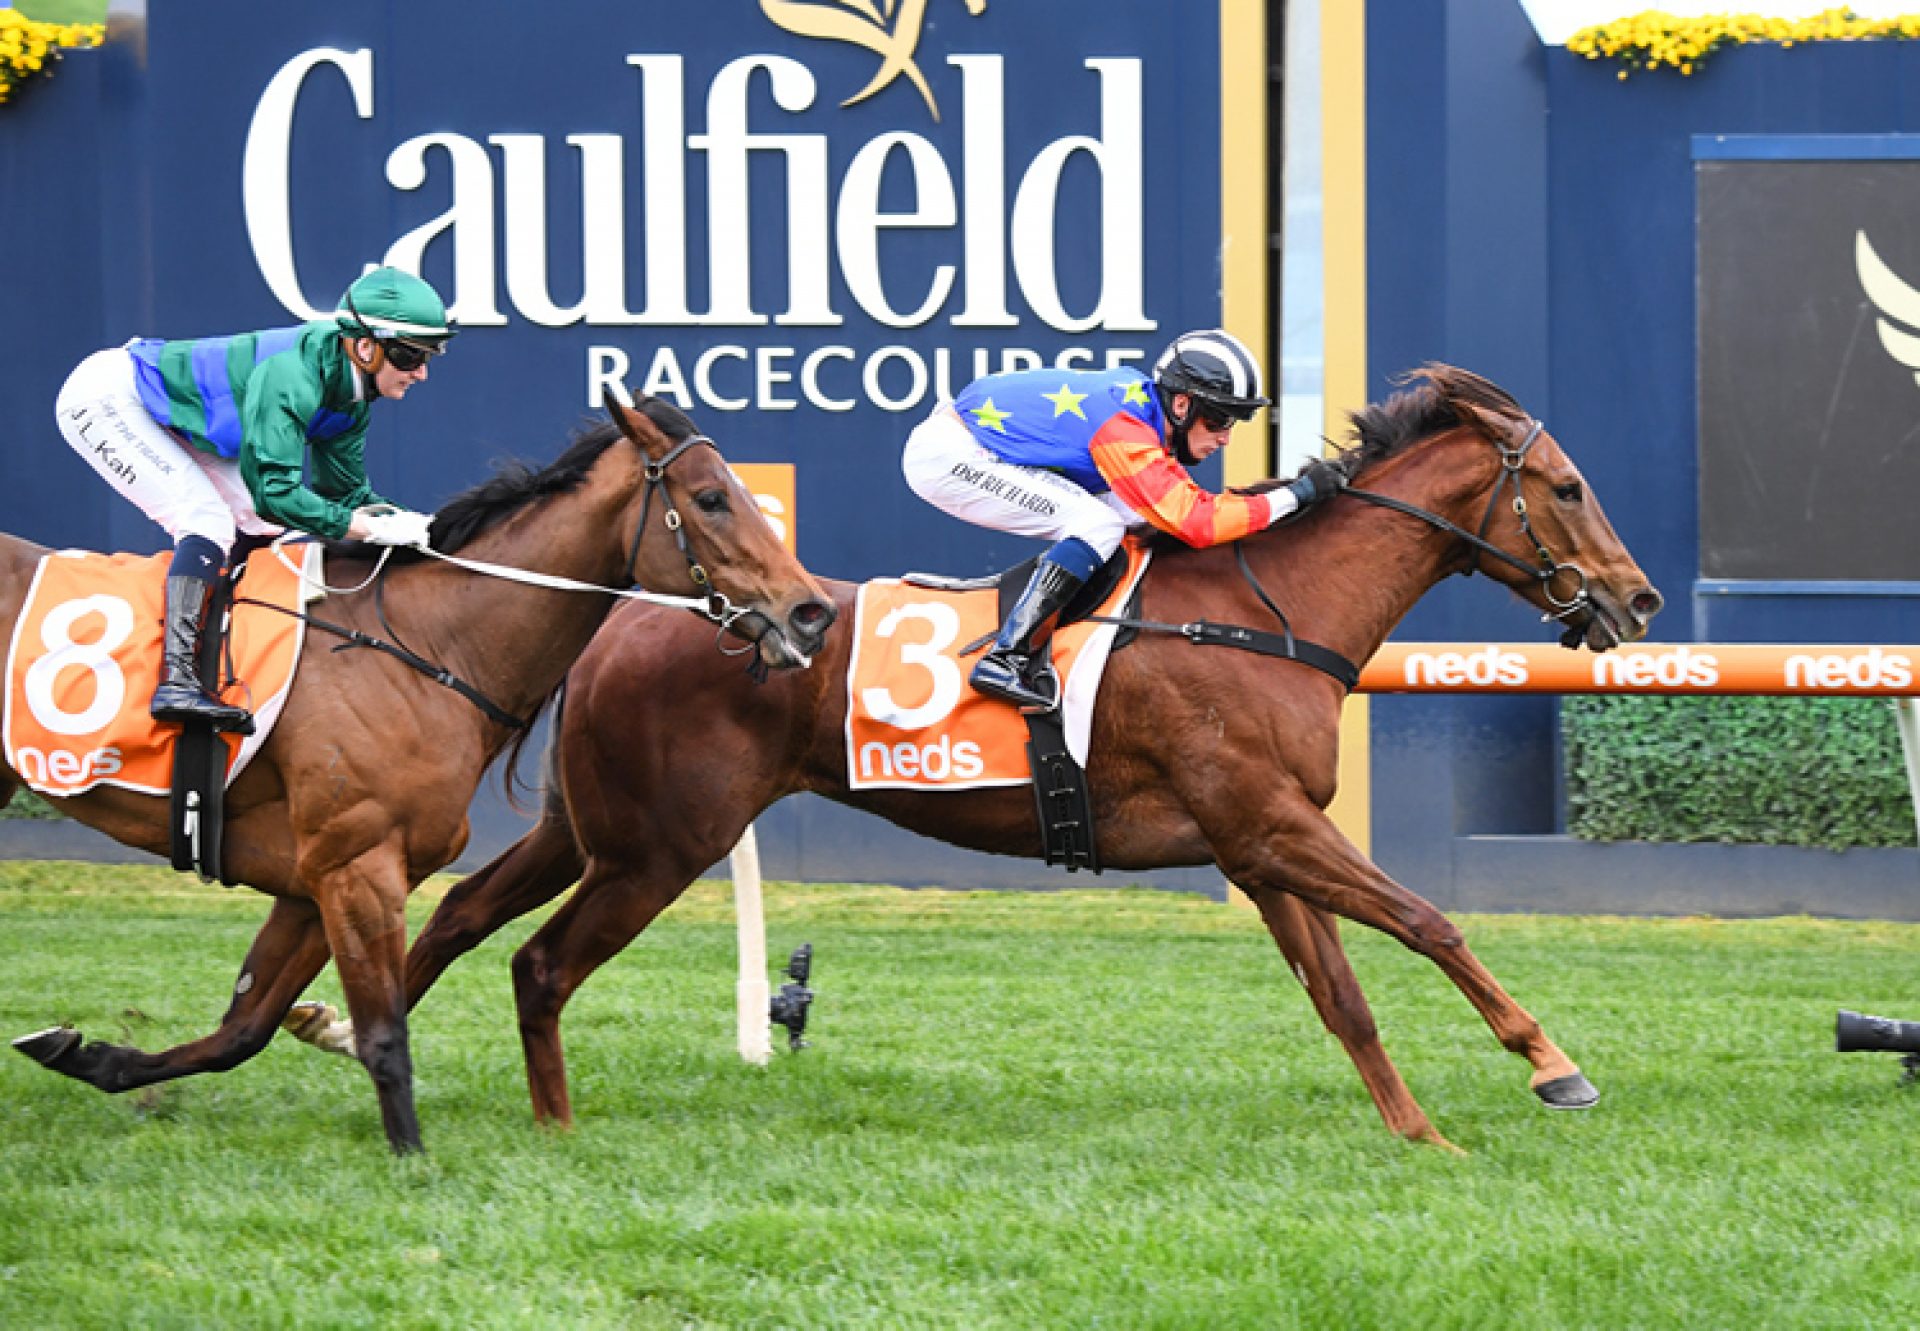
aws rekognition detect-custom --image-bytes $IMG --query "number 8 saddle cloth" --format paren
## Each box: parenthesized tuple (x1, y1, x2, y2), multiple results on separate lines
(4, 545, 316, 799)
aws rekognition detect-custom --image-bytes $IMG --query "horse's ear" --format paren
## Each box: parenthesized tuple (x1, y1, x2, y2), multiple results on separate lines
(603, 386, 661, 450)
(1450, 398, 1512, 444)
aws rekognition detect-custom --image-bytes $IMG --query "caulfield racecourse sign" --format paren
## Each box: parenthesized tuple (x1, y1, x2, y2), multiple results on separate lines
(4, 0, 1227, 590)
(239, 13, 1161, 417)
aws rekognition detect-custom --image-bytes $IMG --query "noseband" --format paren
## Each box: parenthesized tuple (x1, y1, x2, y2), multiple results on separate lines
(1342, 418, 1597, 629)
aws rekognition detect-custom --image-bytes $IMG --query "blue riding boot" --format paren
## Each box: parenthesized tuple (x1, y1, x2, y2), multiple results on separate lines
(968, 558, 1087, 711)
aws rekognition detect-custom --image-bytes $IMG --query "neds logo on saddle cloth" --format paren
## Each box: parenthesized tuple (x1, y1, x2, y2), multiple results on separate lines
(4, 549, 311, 797)
(846, 540, 1149, 790)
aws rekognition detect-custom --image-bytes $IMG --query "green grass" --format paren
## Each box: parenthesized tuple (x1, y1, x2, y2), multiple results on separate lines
(3, 863, 1919, 1328)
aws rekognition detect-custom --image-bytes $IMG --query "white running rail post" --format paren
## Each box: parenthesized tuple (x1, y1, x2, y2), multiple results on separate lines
(1895, 699, 1920, 850)
(733, 825, 773, 1065)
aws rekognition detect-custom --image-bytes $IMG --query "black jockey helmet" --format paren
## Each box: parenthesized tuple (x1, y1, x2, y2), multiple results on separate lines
(1151, 328, 1270, 462)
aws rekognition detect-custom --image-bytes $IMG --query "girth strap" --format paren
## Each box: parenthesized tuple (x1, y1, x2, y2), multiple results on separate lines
(1093, 607, 1360, 690)
(1090, 544, 1361, 690)
(1164, 621, 1360, 690)
(234, 598, 529, 730)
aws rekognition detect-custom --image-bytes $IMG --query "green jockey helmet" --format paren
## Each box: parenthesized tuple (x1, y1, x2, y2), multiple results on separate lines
(334, 267, 455, 346)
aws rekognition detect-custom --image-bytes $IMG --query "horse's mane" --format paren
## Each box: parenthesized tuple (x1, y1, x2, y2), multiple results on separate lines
(414, 397, 697, 557)
(1230, 363, 1527, 504)
(1343, 364, 1526, 474)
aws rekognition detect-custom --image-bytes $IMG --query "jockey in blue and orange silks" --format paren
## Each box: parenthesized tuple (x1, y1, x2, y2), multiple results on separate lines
(903, 328, 1347, 710)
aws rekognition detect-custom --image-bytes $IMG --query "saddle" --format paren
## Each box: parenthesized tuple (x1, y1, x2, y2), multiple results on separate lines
(904, 548, 1137, 648)
(903, 549, 1142, 875)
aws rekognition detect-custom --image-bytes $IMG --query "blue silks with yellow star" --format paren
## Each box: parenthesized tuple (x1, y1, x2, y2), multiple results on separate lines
(951, 367, 1164, 492)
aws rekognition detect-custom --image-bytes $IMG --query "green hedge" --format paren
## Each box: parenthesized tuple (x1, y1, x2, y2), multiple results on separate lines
(1562, 695, 1917, 849)
(0, 789, 61, 821)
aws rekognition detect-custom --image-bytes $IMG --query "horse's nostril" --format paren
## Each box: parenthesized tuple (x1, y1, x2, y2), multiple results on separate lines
(1629, 588, 1664, 622)
(790, 600, 835, 635)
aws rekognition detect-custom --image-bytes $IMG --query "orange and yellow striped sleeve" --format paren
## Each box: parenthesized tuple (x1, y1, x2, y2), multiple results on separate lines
(1088, 416, 1272, 547)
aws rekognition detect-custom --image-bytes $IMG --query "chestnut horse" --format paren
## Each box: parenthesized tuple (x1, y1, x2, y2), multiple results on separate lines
(6, 394, 835, 1153)
(298, 367, 1663, 1150)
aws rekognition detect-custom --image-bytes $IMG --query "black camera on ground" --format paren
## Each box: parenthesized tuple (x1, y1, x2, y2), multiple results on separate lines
(1836, 1009, 1920, 1081)
(769, 943, 814, 1052)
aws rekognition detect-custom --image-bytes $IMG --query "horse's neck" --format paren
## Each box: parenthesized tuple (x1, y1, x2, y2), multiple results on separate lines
(1251, 445, 1489, 668)
(406, 463, 639, 718)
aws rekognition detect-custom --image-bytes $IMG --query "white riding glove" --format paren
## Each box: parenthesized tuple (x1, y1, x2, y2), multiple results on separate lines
(359, 508, 435, 549)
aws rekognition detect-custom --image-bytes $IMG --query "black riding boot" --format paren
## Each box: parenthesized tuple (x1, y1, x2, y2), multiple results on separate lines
(968, 558, 1087, 710)
(151, 575, 254, 734)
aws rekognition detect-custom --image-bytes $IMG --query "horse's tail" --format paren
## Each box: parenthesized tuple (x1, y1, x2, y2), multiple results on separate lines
(500, 679, 567, 816)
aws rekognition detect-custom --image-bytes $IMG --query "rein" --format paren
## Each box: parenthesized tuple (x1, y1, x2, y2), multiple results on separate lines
(244, 430, 781, 729)
(1088, 416, 1596, 689)
(1343, 418, 1595, 626)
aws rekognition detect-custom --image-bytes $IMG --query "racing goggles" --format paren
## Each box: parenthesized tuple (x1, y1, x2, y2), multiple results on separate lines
(381, 338, 444, 372)
(1193, 399, 1258, 431)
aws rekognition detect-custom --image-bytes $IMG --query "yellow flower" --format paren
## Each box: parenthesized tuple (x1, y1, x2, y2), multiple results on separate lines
(1570, 7, 1920, 79)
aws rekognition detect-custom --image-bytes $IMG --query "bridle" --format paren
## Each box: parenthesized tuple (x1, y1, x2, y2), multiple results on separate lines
(623, 432, 727, 616)
(1340, 417, 1598, 632)
(622, 431, 787, 663)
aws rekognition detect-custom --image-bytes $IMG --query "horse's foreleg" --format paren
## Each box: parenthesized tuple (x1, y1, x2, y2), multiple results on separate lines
(512, 860, 696, 1126)
(12, 897, 330, 1093)
(1222, 795, 1594, 1112)
(284, 815, 586, 1059)
(1249, 890, 1457, 1150)
(312, 842, 422, 1154)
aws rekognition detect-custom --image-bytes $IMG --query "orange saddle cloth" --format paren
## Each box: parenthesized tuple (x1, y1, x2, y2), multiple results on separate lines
(4, 545, 314, 798)
(845, 539, 1152, 791)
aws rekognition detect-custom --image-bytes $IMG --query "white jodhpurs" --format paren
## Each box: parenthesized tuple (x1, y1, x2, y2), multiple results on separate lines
(55, 346, 282, 550)
(901, 405, 1138, 561)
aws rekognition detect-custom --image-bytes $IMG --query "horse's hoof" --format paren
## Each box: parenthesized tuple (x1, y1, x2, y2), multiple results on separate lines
(1534, 1071, 1599, 1110)
(12, 1026, 82, 1068)
(282, 1002, 356, 1057)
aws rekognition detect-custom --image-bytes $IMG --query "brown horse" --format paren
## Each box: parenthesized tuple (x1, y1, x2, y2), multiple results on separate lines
(5, 393, 835, 1153)
(297, 366, 1663, 1150)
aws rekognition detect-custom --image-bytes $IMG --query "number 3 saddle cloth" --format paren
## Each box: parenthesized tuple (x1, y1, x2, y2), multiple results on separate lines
(4, 546, 315, 798)
(845, 538, 1152, 792)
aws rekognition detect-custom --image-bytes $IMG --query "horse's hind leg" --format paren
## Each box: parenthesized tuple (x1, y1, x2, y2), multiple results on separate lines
(13, 896, 331, 1092)
(1216, 791, 1594, 1112)
(512, 853, 707, 1126)
(405, 812, 584, 1011)
(1251, 890, 1457, 1151)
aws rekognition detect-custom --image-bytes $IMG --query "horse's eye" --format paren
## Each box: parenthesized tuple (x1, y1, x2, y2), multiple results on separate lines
(1553, 481, 1584, 504)
(694, 489, 730, 515)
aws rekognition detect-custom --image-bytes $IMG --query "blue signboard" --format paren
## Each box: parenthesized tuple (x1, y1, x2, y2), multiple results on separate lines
(0, 0, 1243, 888)
(4, 0, 1225, 585)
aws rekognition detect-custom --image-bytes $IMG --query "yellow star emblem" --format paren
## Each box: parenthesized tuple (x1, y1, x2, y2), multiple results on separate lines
(1122, 380, 1151, 408)
(1041, 384, 1089, 419)
(970, 399, 1011, 432)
